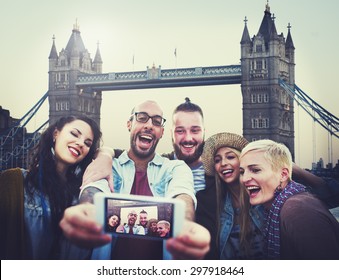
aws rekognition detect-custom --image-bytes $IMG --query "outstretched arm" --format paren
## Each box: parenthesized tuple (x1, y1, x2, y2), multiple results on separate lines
(60, 203, 112, 249)
(60, 180, 112, 249)
(292, 163, 328, 189)
(175, 193, 195, 221)
(292, 163, 339, 208)
(166, 220, 211, 260)
(171, 185, 209, 259)
(82, 146, 114, 191)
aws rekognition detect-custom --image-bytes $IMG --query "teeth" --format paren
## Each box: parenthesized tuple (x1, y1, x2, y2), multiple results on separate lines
(247, 186, 260, 190)
(140, 135, 152, 140)
(222, 170, 232, 175)
(69, 147, 80, 156)
(183, 144, 194, 148)
(139, 135, 153, 142)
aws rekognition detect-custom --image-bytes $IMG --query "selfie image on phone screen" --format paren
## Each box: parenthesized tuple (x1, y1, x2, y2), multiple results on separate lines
(104, 197, 174, 240)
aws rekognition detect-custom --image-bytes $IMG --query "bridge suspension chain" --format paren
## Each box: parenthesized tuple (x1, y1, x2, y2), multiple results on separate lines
(0, 92, 48, 170)
(279, 79, 339, 139)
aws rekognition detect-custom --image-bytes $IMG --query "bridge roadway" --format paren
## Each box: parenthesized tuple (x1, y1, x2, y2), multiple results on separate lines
(77, 64, 242, 91)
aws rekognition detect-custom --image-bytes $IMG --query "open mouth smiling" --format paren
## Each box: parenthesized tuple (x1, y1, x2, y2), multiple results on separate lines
(182, 143, 194, 148)
(246, 186, 261, 197)
(138, 134, 153, 143)
(180, 142, 196, 152)
(69, 146, 80, 157)
(222, 169, 233, 175)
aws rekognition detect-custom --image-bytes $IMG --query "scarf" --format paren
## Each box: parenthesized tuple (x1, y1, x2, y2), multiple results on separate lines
(264, 180, 306, 259)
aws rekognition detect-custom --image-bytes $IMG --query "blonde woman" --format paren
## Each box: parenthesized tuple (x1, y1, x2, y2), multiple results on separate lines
(240, 139, 339, 259)
(197, 132, 265, 259)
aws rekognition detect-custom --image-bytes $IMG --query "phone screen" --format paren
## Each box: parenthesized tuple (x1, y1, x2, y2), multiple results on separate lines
(104, 197, 175, 239)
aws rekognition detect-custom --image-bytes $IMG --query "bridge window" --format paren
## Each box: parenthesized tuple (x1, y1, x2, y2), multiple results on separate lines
(55, 72, 68, 83)
(82, 100, 92, 113)
(256, 45, 263, 53)
(82, 59, 90, 71)
(282, 113, 291, 130)
(251, 118, 269, 128)
(251, 94, 269, 103)
(256, 60, 263, 70)
(251, 119, 258, 128)
(84, 101, 88, 112)
(60, 73, 67, 83)
(264, 93, 269, 102)
(257, 94, 263, 103)
(63, 101, 69, 110)
(56, 101, 70, 111)
(259, 118, 269, 128)
(264, 118, 269, 128)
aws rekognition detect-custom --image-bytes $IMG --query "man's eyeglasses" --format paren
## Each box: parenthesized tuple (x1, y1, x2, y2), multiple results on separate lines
(131, 112, 166, 127)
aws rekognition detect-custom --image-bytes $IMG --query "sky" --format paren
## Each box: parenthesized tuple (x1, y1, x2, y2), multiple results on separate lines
(0, 0, 338, 169)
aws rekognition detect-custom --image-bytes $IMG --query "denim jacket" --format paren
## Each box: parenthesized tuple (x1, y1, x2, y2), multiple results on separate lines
(219, 192, 265, 259)
(113, 151, 196, 204)
(92, 151, 195, 260)
(21, 169, 91, 259)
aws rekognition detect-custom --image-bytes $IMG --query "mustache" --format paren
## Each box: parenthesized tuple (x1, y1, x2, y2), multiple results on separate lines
(135, 129, 155, 140)
(180, 141, 197, 146)
(139, 129, 154, 136)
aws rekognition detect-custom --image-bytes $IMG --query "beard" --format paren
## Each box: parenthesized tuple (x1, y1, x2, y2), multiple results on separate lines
(173, 141, 204, 165)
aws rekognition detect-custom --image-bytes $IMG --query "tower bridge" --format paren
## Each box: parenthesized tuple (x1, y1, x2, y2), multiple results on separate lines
(47, 3, 297, 158)
(76, 64, 242, 92)
(1, 3, 338, 171)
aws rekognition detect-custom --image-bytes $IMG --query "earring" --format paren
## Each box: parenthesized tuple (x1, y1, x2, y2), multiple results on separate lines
(51, 146, 55, 157)
(74, 165, 81, 176)
(51, 138, 56, 158)
(276, 182, 283, 192)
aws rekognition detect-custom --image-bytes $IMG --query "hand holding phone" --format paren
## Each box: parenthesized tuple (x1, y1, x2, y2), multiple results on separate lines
(94, 193, 185, 240)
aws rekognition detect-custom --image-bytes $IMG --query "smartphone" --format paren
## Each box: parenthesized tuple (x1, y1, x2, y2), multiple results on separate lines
(94, 192, 185, 240)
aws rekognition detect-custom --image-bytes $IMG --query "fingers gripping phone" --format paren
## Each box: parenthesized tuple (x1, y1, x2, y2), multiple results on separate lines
(94, 192, 185, 240)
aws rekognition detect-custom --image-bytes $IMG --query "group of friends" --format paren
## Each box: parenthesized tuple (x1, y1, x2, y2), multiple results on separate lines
(1, 97, 339, 260)
(107, 210, 171, 238)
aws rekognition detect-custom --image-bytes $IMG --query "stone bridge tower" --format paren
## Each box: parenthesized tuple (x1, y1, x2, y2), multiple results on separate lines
(48, 22, 103, 126)
(240, 3, 296, 158)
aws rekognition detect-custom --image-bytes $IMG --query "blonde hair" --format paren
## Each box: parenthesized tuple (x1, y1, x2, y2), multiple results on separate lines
(240, 139, 293, 179)
(157, 220, 170, 230)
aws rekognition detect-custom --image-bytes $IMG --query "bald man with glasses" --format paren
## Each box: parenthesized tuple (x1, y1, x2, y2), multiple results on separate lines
(123, 210, 145, 235)
(60, 100, 210, 260)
